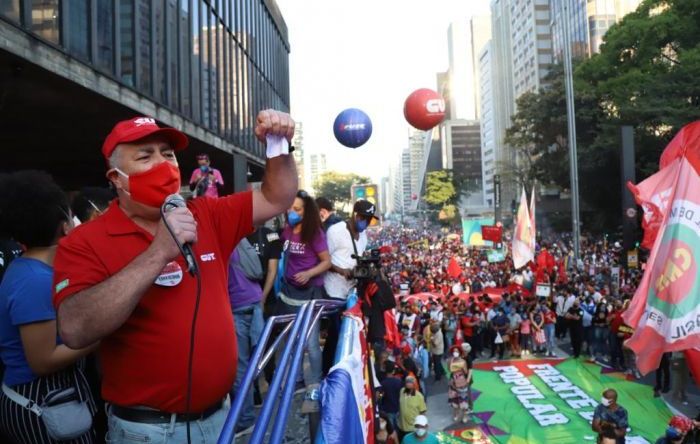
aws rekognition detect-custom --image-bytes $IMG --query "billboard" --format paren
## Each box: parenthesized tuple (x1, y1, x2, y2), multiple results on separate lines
(462, 218, 495, 247)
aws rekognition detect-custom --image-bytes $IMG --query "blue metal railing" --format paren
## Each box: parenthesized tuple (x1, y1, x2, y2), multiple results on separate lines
(218, 299, 345, 444)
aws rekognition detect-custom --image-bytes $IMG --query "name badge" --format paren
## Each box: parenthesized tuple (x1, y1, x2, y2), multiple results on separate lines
(155, 261, 184, 287)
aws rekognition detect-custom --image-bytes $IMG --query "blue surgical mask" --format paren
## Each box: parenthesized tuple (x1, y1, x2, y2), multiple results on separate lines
(355, 219, 369, 233)
(199, 165, 208, 172)
(287, 210, 302, 227)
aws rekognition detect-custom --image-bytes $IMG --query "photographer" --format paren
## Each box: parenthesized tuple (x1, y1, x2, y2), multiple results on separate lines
(189, 153, 224, 198)
(323, 200, 376, 301)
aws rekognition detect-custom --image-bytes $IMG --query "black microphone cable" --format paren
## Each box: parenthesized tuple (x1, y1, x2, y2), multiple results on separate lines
(160, 203, 202, 444)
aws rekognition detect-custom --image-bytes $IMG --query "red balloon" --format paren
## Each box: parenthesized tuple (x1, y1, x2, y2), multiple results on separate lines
(404, 88, 446, 131)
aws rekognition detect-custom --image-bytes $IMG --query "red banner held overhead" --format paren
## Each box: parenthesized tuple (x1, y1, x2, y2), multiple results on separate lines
(481, 225, 503, 243)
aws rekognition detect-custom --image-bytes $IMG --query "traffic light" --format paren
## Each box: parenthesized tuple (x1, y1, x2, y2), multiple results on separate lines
(351, 184, 380, 226)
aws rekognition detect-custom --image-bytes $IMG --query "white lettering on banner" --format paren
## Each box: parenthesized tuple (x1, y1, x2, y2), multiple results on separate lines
(493, 366, 569, 426)
(528, 364, 598, 417)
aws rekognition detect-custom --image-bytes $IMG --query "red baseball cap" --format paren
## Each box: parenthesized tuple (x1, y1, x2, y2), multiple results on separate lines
(102, 117, 189, 159)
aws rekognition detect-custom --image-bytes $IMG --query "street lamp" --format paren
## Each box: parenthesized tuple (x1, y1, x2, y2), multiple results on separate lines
(562, 2, 582, 261)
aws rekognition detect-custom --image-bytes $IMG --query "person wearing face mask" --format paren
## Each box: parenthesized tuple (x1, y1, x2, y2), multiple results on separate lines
(447, 345, 472, 423)
(279, 190, 331, 408)
(565, 298, 585, 358)
(592, 389, 628, 444)
(189, 153, 223, 198)
(375, 411, 399, 444)
(655, 415, 694, 444)
(397, 376, 427, 441)
(53, 111, 298, 443)
(401, 414, 439, 444)
(0, 171, 99, 443)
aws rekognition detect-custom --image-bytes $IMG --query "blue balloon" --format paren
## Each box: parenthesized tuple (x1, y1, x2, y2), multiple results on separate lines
(333, 108, 373, 148)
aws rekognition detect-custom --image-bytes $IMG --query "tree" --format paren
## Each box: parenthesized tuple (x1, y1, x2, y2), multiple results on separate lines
(423, 170, 456, 207)
(504, 0, 700, 231)
(312, 171, 370, 209)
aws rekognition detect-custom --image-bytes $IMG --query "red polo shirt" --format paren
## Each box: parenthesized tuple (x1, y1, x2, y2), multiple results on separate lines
(53, 192, 253, 413)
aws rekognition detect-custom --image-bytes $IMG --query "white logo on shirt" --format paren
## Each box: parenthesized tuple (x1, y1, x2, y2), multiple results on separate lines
(200, 253, 216, 262)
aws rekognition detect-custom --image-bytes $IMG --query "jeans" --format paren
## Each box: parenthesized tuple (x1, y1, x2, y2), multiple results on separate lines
(431, 354, 444, 381)
(544, 324, 555, 354)
(592, 326, 608, 358)
(232, 303, 264, 428)
(105, 399, 229, 444)
(277, 298, 323, 386)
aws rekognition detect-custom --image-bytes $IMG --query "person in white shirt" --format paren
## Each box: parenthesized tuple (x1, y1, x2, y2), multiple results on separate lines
(555, 292, 567, 339)
(323, 200, 377, 300)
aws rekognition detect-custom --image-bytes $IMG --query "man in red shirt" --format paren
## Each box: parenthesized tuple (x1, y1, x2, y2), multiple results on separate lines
(53, 110, 297, 442)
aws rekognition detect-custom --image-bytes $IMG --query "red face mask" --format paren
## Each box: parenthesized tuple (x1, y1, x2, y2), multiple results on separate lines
(116, 161, 181, 208)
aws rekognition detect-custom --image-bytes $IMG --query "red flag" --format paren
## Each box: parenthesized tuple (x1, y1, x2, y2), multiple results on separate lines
(659, 120, 700, 175)
(481, 225, 503, 243)
(556, 259, 569, 284)
(623, 158, 700, 375)
(447, 257, 462, 279)
(686, 349, 700, 387)
(627, 158, 680, 249)
(384, 310, 400, 350)
(536, 249, 555, 274)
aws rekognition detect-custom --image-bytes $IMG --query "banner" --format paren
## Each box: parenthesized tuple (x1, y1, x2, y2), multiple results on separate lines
(482, 225, 503, 243)
(437, 358, 670, 443)
(462, 218, 495, 247)
(623, 157, 700, 374)
(487, 249, 506, 263)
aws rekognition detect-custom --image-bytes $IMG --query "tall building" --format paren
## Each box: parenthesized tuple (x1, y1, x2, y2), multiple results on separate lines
(551, 0, 643, 62)
(309, 153, 327, 192)
(0, 0, 290, 192)
(292, 122, 306, 191)
(446, 16, 491, 121)
(479, 41, 496, 208)
(379, 176, 391, 216)
(408, 129, 428, 205)
(489, 0, 518, 210)
(441, 120, 483, 212)
(400, 148, 413, 211)
(510, 0, 553, 99)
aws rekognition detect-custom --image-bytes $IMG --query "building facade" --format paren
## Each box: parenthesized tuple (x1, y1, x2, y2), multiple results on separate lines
(551, 0, 642, 62)
(292, 121, 306, 190)
(0, 0, 290, 191)
(478, 41, 495, 208)
(510, 0, 553, 98)
(308, 152, 327, 192)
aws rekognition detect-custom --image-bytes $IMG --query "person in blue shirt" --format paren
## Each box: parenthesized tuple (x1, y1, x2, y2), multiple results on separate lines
(592, 389, 628, 444)
(414, 336, 430, 397)
(379, 361, 403, 431)
(0, 171, 98, 443)
(401, 414, 439, 444)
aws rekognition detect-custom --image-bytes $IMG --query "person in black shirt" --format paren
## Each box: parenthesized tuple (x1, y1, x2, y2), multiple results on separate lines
(316, 197, 342, 232)
(565, 300, 584, 358)
(246, 223, 283, 308)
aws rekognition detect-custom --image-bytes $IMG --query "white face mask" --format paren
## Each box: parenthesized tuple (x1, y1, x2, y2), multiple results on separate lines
(453, 351, 460, 358)
(415, 428, 427, 437)
(601, 397, 611, 407)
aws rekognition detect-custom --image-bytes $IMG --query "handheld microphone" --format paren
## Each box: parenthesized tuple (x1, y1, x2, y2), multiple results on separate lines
(162, 194, 198, 276)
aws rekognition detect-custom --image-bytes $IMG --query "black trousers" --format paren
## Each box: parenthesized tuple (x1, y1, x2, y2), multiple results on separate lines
(432, 354, 444, 381)
(655, 353, 671, 391)
(570, 329, 583, 358)
(555, 316, 566, 338)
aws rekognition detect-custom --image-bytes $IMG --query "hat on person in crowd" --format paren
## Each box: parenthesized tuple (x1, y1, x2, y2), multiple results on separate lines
(405, 375, 416, 383)
(668, 415, 693, 436)
(414, 415, 428, 427)
(460, 342, 472, 354)
(102, 117, 189, 159)
(401, 344, 412, 355)
(353, 199, 379, 220)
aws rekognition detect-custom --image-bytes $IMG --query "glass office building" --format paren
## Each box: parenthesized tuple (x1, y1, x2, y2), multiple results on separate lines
(0, 0, 289, 188)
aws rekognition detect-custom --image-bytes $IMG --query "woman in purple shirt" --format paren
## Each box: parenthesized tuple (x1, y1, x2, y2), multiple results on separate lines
(278, 190, 331, 397)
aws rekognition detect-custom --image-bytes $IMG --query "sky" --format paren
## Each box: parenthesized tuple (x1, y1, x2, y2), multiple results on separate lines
(276, 0, 491, 184)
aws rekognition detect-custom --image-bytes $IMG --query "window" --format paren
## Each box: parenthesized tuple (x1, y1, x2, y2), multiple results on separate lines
(96, 0, 114, 73)
(0, 0, 21, 23)
(179, 0, 190, 115)
(32, 0, 60, 44)
(191, 0, 201, 122)
(120, 0, 135, 86)
(137, 0, 152, 94)
(65, 0, 90, 60)
(154, 0, 167, 102)
(166, 0, 179, 108)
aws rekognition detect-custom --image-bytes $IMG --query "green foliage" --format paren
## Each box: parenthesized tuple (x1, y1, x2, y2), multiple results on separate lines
(423, 170, 456, 207)
(505, 0, 700, 231)
(312, 171, 370, 208)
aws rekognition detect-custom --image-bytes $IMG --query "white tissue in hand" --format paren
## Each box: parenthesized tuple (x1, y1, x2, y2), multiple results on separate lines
(266, 135, 289, 158)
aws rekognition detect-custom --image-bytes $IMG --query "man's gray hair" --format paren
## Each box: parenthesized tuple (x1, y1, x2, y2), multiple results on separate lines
(108, 146, 122, 170)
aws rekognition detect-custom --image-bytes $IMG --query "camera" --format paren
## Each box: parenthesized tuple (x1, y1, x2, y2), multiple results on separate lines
(352, 248, 382, 280)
